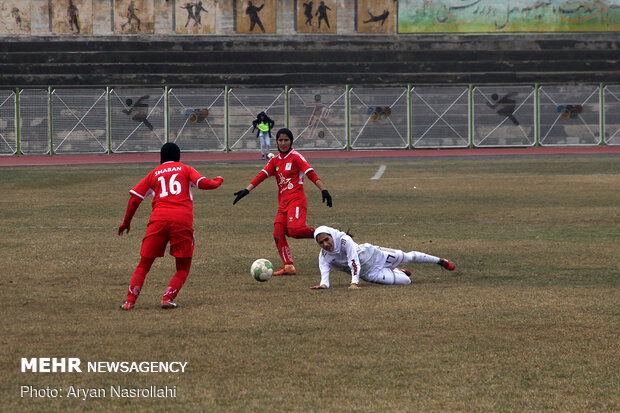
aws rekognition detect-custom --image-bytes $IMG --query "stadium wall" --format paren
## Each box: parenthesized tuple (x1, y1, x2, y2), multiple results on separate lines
(0, 1, 618, 87)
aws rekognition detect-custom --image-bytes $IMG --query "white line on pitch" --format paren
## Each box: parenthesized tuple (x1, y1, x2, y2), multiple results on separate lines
(371, 165, 387, 180)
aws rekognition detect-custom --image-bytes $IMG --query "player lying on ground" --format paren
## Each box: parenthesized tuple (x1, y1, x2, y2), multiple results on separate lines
(311, 226, 455, 290)
(232, 128, 332, 276)
(118, 143, 223, 310)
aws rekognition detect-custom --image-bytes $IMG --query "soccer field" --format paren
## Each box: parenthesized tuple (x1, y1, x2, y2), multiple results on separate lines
(2, 156, 619, 412)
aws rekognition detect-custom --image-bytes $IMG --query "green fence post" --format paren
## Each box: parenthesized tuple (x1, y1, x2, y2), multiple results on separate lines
(49, 87, 54, 156)
(408, 84, 413, 150)
(469, 84, 474, 148)
(106, 87, 112, 154)
(225, 85, 230, 152)
(285, 85, 290, 128)
(535, 83, 540, 147)
(165, 86, 170, 143)
(15, 88, 21, 157)
(346, 85, 351, 151)
(600, 83, 605, 146)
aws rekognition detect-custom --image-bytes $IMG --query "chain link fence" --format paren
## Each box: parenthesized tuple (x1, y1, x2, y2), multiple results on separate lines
(473, 86, 536, 147)
(412, 86, 470, 148)
(168, 87, 227, 152)
(288, 87, 347, 150)
(539, 85, 600, 146)
(603, 85, 620, 146)
(52, 89, 109, 154)
(1, 84, 616, 156)
(0, 90, 17, 155)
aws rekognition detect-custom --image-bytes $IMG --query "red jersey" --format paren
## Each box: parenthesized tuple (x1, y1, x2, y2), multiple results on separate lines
(130, 161, 205, 226)
(251, 149, 320, 208)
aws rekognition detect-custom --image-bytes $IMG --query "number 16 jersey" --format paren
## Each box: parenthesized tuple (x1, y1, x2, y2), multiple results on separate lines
(130, 161, 206, 226)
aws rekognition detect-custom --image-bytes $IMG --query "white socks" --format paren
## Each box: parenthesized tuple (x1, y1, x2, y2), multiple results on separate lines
(404, 251, 440, 264)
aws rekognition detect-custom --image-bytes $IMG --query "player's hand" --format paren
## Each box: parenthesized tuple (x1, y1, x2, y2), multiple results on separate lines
(348, 284, 361, 290)
(233, 189, 249, 205)
(310, 285, 328, 289)
(214, 176, 223, 185)
(118, 224, 130, 236)
(321, 189, 332, 207)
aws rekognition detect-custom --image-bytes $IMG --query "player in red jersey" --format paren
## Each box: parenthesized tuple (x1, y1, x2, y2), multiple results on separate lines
(118, 142, 223, 310)
(233, 128, 332, 275)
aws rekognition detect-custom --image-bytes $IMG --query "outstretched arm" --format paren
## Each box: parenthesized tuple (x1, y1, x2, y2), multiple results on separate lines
(118, 195, 143, 235)
(233, 167, 271, 205)
(197, 176, 223, 190)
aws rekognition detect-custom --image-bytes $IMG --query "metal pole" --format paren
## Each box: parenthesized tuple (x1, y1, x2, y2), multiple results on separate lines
(15, 88, 21, 156)
(49, 87, 54, 156)
(225, 85, 230, 152)
(346, 85, 351, 151)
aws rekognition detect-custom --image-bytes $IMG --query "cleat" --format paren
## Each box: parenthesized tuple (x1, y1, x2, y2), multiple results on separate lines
(438, 258, 455, 271)
(120, 301, 134, 311)
(161, 299, 181, 309)
(399, 268, 412, 277)
(273, 264, 296, 276)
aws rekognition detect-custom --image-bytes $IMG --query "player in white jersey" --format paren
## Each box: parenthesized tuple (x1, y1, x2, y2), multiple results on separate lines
(311, 226, 455, 290)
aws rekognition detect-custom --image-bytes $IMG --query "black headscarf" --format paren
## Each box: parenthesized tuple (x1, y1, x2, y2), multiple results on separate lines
(160, 142, 181, 164)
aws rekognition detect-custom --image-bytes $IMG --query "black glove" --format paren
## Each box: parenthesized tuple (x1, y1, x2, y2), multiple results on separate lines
(233, 189, 250, 205)
(321, 190, 332, 207)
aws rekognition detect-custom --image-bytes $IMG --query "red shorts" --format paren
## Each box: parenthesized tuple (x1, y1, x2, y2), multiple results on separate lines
(274, 200, 308, 230)
(140, 220, 194, 258)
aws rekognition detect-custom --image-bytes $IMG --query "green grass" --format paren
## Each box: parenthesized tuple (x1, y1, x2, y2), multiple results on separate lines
(1, 157, 619, 412)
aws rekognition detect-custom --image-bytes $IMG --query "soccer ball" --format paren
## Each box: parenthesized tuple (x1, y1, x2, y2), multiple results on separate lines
(251, 259, 274, 282)
(266, 152, 275, 160)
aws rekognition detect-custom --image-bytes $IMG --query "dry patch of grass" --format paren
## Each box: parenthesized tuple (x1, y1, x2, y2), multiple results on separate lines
(1, 157, 618, 412)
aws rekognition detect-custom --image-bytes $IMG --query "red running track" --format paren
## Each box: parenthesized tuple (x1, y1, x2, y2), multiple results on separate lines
(1, 146, 619, 167)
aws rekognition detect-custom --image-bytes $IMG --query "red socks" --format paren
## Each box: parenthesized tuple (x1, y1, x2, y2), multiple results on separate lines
(274, 223, 293, 265)
(163, 257, 192, 301)
(126, 257, 155, 304)
(273, 224, 315, 266)
(126, 256, 192, 304)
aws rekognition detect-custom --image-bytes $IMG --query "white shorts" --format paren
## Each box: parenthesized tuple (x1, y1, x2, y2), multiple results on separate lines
(358, 244, 410, 284)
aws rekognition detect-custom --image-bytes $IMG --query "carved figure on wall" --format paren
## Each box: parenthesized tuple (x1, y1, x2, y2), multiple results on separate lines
(363, 9, 389, 26)
(297, 0, 335, 33)
(315, 1, 331, 29)
(176, 0, 214, 34)
(121, 0, 141, 31)
(181, 2, 198, 27)
(11, 7, 22, 30)
(67, 0, 80, 33)
(246, 1, 265, 33)
(357, 0, 394, 33)
(194, 1, 208, 25)
(303, 2, 313, 26)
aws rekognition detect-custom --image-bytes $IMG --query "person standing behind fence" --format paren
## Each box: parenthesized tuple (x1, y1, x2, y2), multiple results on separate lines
(117, 142, 223, 310)
(252, 111, 275, 159)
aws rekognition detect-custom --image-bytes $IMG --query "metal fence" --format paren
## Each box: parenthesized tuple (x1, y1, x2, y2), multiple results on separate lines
(1, 84, 617, 156)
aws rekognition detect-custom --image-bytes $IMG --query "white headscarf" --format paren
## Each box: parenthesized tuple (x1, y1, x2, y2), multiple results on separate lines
(314, 225, 347, 255)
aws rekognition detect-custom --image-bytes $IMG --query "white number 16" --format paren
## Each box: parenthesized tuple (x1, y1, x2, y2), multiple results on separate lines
(158, 173, 181, 197)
